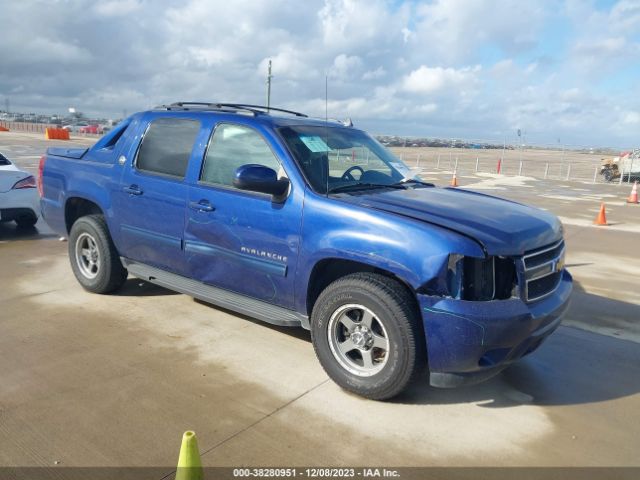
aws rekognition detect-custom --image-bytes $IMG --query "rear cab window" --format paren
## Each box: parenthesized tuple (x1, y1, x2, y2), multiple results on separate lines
(136, 117, 201, 179)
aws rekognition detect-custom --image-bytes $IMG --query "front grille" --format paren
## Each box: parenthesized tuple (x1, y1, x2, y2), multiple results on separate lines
(523, 241, 564, 269)
(522, 240, 565, 302)
(528, 271, 562, 300)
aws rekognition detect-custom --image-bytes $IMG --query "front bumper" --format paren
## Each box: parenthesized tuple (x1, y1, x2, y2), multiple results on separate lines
(418, 269, 572, 387)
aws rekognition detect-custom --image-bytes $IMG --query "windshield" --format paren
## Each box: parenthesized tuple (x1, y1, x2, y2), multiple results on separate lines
(278, 125, 419, 194)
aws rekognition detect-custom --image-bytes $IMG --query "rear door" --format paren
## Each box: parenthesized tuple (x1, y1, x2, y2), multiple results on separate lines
(116, 115, 202, 275)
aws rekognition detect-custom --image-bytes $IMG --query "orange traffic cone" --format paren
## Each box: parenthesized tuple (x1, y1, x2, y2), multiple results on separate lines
(450, 170, 459, 187)
(627, 181, 638, 204)
(594, 203, 608, 226)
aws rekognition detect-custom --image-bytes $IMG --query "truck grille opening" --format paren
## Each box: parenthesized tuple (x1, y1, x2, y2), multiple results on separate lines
(522, 240, 565, 302)
(523, 241, 564, 269)
(527, 271, 562, 300)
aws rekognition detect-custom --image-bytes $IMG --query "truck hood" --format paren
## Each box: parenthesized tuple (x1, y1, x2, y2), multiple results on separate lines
(336, 187, 562, 255)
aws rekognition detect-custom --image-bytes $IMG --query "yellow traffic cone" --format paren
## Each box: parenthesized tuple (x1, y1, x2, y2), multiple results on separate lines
(175, 431, 203, 480)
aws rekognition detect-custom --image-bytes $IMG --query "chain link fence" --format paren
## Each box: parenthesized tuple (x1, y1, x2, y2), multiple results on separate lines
(390, 146, 638, 185)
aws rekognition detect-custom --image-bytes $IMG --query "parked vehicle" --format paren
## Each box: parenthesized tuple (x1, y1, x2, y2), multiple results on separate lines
(0, 152, 40, 227)
(61, 123, 88, 133)
(79, 124, 103, 135)
(40, 103, 572, 400)
(600, 149, 640, 182)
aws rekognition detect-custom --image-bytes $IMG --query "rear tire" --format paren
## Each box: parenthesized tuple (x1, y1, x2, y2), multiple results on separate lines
(310, 273, 425, 400)
(68, 214, 127, 294)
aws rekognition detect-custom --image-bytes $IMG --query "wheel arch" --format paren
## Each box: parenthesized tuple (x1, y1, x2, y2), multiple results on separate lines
(305, 257, 419, 318)
(64, 197, 104, 233)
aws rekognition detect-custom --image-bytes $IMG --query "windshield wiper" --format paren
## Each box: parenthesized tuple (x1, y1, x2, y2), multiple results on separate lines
(328, 182, 407, 194)
(392, 178, 434, 187)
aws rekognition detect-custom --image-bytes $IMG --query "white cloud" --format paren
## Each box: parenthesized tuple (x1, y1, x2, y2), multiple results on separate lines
(610, 0, 640, 33)
(411, 0, 549, 62)
(402, 66, 481, 94)
(330, 54, 363, 80)
(362, 66, 386, 81)
(259, 49, 318, 81)
(623, 111, 640, 125)
(416, 103, 438, 114)
(318, 0, 403, 50)
(94, 0, 142, 16)
(187, 47, 234, 67)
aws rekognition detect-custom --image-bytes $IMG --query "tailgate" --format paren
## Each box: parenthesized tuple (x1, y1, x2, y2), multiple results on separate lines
(46, 147, 89, 159)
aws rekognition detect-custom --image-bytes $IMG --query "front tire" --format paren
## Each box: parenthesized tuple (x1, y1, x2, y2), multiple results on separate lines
(310, 273, 425, 400)
(68, 214, 127, 294)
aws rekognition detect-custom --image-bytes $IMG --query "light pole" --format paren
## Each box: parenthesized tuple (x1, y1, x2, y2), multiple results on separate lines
(517, 128, 522, 163)
(266, 59, 273, 111)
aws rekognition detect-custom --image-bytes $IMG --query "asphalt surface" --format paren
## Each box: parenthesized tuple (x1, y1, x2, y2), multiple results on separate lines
(1, 132, 639, 471)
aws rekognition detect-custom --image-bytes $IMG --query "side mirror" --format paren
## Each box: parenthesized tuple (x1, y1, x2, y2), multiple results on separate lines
(233, 164, 290, 198)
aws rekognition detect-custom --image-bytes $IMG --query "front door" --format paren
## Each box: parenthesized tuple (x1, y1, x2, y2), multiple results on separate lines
(184, 122, 302, 309)
(117, 116, 201, 275)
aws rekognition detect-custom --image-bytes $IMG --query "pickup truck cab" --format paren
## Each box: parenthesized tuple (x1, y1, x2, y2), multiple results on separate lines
(40, 102, 572, 400)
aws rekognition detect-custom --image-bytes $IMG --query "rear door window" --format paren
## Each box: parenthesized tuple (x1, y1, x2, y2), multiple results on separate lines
(136, 118, 200, 178)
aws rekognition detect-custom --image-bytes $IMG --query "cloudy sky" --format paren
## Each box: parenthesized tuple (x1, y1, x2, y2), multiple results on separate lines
(2, 0, 639, 147)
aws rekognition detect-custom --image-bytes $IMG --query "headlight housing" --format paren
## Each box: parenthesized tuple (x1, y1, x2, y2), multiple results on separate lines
(446, 254, 517, 301)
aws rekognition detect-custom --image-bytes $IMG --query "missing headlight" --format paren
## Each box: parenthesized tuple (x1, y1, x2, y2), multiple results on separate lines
(463, 257, 495, 301)
(441, 254, 518, 301)
(494, 256, 517, 300)
(460, 256, 517, 301)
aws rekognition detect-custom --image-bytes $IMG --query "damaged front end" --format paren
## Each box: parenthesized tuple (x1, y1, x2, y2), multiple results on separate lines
(420, 253, 518, 301)
(417, 246, 572, 388)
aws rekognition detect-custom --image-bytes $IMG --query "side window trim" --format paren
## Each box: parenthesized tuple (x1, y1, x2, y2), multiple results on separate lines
(133, 116, 201, 180)
(198, 121, 287, 189)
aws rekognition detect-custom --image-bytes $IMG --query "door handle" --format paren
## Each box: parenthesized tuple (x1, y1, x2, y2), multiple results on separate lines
(123, 185, 143, 196)
(189, 200, 215, 212)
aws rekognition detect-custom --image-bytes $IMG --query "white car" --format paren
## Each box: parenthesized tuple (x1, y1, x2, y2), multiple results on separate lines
(0, 152, 40, 227)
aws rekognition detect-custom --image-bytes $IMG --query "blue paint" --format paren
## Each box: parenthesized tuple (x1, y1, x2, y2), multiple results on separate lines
(184, 240, 287, 277)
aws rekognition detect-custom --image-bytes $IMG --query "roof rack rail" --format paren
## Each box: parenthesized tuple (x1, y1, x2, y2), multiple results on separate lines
(155, 102, 256, 116)
(217, 104, 308, 118)
(154, 102, 308, 118)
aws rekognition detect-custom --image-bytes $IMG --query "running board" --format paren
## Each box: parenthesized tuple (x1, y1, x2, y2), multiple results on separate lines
(122, 259, 309, 329)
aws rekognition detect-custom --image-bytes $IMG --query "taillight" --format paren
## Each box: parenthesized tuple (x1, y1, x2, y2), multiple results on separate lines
(38, 155, 46, 197)
(12, 175, 37, 189)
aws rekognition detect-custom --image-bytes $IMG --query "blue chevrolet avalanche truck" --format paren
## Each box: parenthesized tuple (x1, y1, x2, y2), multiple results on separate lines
(40, 102, 572, 400)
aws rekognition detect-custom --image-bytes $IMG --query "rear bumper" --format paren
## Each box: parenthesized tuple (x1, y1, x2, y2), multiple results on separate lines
(418, 270, 572, 387)
(0, 189, 40, 222)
